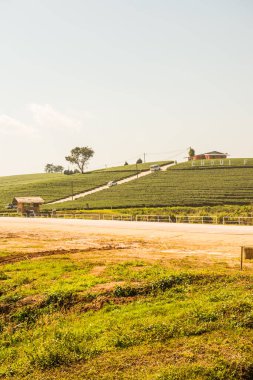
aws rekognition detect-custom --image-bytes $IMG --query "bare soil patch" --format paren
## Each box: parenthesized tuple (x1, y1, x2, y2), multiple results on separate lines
(1, 218, 253, 269)
(91, 281, 125, 292)
(90, 265, 106, 276)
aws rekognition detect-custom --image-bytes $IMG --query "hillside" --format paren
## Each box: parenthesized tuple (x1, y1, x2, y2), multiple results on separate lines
(49, 158, 253, 210)
(0, 162, 170, 211)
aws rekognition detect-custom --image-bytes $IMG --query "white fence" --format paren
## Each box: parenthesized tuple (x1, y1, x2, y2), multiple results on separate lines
(0, 213, 216, 224)
(53, 214, 171, 222)
(222, 216, 253, 225)
(136, 215, 172, 222)
(175, 215, 218, 224)
(1, 212, 253, 226)
(53, 213, 135, 221)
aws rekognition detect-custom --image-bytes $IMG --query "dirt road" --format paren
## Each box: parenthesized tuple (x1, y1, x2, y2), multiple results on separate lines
(0, 218, 253, 265)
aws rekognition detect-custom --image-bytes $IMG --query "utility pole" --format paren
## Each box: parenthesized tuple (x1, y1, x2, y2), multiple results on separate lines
(71, 182, 74, 201)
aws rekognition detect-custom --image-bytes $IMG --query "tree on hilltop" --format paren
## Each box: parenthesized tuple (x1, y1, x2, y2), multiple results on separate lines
(136, 158, 143, 164)
(65, 146, 94, 174)
(54, 165, 64, 173)
(45, 164, 64, 173)
(188, 147, 195, 158)
(45, 163, 54, 173)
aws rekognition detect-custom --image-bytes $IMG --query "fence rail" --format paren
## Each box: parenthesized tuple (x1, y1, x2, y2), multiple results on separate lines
(1, 212, 253, 226)
(175, 215, 218, 224)
(135, 215, 172, 222)
(0, 213, 19, 217)
(223, 216, 253, 226)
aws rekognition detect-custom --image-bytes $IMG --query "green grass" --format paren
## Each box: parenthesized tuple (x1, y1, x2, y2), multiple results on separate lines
(49, 165, 253, 210)
(1, 250, 253, 379)
(0, 162, 171, 210)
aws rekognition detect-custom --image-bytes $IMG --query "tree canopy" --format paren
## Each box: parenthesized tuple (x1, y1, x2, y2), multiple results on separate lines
(45, 164, 64, 173)
(65, 146, 94, 174)
(188, 147, 195, 158)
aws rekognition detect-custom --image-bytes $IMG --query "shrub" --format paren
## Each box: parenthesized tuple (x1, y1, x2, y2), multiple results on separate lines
(0, 271, 9, 280)
(10, 307, 39, 325)
(42, 291, 76, 309)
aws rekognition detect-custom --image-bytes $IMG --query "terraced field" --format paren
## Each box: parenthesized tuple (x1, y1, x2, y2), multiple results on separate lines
(0, 162, 169, 211)
(49, 164, 253, 210)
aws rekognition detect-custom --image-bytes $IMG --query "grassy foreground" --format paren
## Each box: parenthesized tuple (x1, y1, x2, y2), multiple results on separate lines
(1, 248, 253, 379)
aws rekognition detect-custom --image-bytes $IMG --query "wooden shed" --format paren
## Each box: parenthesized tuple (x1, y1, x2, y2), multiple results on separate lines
(12, 197, 45, 215)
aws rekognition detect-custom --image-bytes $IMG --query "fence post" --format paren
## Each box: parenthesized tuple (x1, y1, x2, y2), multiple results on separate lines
(241, 246, 244, 270)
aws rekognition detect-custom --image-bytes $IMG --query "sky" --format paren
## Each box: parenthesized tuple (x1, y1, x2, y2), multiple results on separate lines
(0, 0, 253, 175)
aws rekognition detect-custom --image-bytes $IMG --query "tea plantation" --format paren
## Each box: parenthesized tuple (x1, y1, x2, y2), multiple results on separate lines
(0, 161, 169, 211)
(50, 159, 253, 210)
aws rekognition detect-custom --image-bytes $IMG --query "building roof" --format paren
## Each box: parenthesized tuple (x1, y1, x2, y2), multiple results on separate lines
(204, 151, 227, 155)
(13, 197, 45, 204)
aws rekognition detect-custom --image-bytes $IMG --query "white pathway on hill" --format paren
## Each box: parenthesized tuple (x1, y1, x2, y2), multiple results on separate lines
(49, 163, 174, 205)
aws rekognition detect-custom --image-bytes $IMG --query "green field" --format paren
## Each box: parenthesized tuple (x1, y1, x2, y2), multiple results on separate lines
(1, 246, 253, 379)
(2, 159, 253, 212)
(49, 164, 253, 210)
(0, 162, 170, 211)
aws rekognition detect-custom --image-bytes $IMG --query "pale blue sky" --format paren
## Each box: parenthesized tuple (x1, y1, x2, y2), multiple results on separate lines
(0, 0, 253, 175)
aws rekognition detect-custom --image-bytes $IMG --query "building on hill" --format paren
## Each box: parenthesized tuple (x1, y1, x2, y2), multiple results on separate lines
(204, 151, 228, 160)
(190, 153, 206, 160)
(189, 151, 228, 160)
(12, 197, 45, 216)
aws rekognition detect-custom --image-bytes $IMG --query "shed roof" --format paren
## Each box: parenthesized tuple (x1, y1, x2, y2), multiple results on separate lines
(13, 197, 45, 204)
